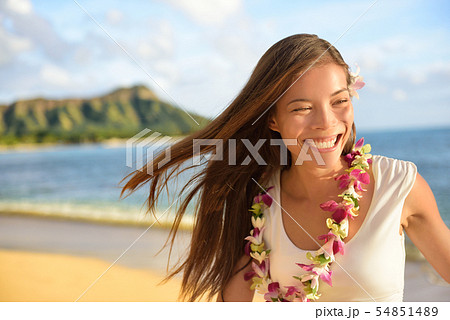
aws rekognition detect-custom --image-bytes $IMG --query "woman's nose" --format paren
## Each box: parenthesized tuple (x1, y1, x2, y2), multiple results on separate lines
(312, 106, 338, 130)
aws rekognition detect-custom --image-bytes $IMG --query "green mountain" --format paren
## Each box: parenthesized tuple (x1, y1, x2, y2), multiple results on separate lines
(0, 85, 210, 145)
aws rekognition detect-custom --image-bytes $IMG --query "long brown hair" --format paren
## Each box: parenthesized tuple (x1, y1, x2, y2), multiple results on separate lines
(119, 34, 356, 301)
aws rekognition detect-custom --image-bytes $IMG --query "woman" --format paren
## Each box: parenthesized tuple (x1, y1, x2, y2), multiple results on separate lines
(120, 34, 450, 302)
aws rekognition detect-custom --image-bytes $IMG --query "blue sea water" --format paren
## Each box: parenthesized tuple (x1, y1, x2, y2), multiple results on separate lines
(0, 127, 449, 226)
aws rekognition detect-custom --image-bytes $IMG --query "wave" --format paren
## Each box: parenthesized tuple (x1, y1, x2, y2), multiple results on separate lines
(0, 200, 194, 230)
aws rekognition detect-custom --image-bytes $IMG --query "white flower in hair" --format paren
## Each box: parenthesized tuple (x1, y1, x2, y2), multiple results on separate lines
(349, 64, 365, 99)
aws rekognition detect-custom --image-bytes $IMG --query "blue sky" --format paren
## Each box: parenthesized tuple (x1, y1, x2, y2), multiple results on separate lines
(1, 0, 449, 131)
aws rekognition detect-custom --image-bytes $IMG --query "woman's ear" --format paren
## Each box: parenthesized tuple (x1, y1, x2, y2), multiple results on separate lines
(268, 116, 279, 132)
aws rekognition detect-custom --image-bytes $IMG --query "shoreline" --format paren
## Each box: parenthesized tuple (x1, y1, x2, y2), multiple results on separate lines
(1, 127, 449, 152)
(0, 136, 187, 153)
(0, 213, 448, 302)
(0, 207, 194, 231)
(0, 210, 429, 262)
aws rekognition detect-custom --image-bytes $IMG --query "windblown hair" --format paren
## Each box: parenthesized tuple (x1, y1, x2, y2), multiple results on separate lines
(119, 34, 355, 301)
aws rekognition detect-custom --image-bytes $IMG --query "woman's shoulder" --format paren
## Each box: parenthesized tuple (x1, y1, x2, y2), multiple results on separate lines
(371, 154, 417, 172)
(371, 154, 417, 196)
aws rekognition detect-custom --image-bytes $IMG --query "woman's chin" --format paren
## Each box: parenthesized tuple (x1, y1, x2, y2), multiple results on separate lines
(291, 148, 343, 168)
(318, 152, 345, 168)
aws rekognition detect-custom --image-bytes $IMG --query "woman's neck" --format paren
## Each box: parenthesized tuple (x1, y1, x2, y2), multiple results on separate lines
(282, 157, 347, 200)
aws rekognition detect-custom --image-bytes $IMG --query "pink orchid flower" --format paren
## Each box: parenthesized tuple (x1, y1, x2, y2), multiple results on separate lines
(317, 239, 335, 259)
(350, 168, 370, 191)
(296, 263, 315, 272)
(320, 200, 354, 224)
(285, 285, 301, 297)
(333, 239, 345, 256)
(319, 200, 339, 211)
(300, 273, 320, 291)
(335, 173, 351, 189)
(245, 226, 265, 245)
(264, 282, 281, 301)
(284, 285, 308, 302)
(356, 137, 366, 149)
(244, 240, 251, 256)
(244, 270, 256, 281)
(348, 65, 365, 99)
(343, 138, 365, 166)
(313, 266, 333, 287)
(335, 168, 370, 192)
(318, 231, 345, 256)
(344, 151, 359, 167)
(252, 260, 269, 278)
(253, 186, 274, 207)
(244, 260, 269, 282)
(298, 263, 333, 287)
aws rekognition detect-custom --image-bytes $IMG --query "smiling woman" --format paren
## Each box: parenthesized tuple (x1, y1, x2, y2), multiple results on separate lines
(119, 34, 450, 302)
(268, 63, 354, 168)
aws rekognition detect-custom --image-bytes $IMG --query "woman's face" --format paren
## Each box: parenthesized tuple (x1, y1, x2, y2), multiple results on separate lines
(269, 63, 353, 167)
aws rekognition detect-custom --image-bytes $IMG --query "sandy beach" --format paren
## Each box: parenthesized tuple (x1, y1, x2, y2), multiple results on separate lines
(0, 213, 448, 302)
(0, 249, 182, 302)
(0, 213, 194, 302)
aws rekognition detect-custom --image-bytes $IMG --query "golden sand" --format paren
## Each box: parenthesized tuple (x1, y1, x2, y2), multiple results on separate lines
(0, 249, 183, 302)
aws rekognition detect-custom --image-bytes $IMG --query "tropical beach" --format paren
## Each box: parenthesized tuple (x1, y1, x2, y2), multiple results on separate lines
(0, 127, 449, 303)
(0, 213, 191, 302)
(0, 213, 448, 302)
(1, 0, 449, 306)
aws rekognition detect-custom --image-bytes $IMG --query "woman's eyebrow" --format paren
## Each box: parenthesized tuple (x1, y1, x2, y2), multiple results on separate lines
(287, 88, 348, 105)
(330, 88, 348, 97)
(287, 98, 311, 105)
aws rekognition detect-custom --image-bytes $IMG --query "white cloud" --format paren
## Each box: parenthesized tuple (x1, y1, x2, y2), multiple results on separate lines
(137, 20, 174, 60)
(344, 36, 418, 73)
(392, 89, 407, 102)
(40, 64, 71, 86)
(106, 9, 124, 25)
(153, 60, 179, 83)
(0, 0, 70, 61)
(365, 79, 388, 94)
(0, 0, 448, 131)
(398, 60, 450, 87)
(0, 26, 32, 65)
(137, 42, 157, 60)
(4, 0, 32, 15)
(165, 0, 242, 26)
(408, 72, 427, 85)
(73, 46, 93, 65)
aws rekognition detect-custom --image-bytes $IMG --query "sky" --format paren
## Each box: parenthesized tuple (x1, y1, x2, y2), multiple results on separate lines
(0, 0, 449, 131)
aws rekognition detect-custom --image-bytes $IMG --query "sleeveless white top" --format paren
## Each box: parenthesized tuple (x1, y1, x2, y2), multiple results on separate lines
(253, 155, 417, 302)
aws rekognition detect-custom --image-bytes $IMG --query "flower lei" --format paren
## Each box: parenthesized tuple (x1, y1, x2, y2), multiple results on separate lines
(244, 138, 372, 302)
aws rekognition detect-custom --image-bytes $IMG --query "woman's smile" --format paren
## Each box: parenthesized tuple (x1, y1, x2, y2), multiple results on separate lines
(269, 63, 354, 167)
(303, 134, 343, 152)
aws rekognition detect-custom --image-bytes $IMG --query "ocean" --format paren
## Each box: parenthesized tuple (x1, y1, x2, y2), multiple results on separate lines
(0, 127, 449, 227)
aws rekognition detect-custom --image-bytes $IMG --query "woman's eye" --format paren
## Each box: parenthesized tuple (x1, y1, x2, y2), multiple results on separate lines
(334, 99, 348, 105)
(292, 107, 311, 112)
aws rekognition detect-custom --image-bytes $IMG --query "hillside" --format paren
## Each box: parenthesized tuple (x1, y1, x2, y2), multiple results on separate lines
(0, 85, 210, 145)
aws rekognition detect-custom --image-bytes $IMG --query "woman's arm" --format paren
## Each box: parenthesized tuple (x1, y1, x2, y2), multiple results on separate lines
(216, 254, 255, 301)
(402, 172, 450, 283)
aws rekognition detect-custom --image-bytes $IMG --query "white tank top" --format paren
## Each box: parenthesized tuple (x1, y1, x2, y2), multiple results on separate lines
(253, 155, 417, 302)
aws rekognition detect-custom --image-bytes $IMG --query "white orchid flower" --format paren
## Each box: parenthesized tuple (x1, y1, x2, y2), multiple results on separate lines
(251, 216, 266, 229)
(250, 250, 268, 264)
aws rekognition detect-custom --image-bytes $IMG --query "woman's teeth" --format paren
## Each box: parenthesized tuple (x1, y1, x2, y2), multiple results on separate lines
(313, 136, 337, 149)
